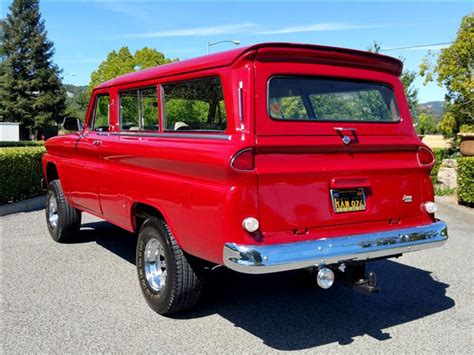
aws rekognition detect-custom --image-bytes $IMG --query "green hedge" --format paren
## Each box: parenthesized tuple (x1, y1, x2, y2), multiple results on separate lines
(0, 141, 45, 147)
(0, 146, 46, 204)
(457, 157, 474, 206)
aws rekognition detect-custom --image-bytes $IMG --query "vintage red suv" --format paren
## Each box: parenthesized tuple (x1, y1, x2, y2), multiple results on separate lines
(43, 43, 448, 315)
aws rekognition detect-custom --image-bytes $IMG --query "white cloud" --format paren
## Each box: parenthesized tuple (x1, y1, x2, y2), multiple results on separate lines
(255, 22, 383, 35)
(109, 23, 256, 40)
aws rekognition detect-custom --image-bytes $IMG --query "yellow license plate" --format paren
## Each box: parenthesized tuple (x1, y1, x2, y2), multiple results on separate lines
(330, 188, 366, 213)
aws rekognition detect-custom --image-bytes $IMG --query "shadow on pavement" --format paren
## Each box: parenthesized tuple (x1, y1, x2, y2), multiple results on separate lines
(70, 221, 137, 264)
(76, 220, 455, 351)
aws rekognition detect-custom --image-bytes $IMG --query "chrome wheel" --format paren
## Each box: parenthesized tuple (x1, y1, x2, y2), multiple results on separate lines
(47, 192, 58, 229)
(144, 237, 167, 292)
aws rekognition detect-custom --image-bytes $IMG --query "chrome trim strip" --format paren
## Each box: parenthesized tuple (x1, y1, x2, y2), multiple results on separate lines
(223, 220, 448, 274)
(230, 147, 254, 172)
(97, 132, 231, 141)
(238, 80, 244, 124)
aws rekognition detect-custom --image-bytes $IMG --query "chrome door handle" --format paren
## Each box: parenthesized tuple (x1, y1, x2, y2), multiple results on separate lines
(334, 127, 357, 132)
(92, 139, 102, 146)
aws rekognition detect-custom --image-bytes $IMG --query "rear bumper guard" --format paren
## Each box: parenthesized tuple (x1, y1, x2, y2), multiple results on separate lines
(223, 220, 448, 274)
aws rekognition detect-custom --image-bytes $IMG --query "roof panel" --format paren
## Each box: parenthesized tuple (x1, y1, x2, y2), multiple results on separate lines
(95, 43, 403, 90)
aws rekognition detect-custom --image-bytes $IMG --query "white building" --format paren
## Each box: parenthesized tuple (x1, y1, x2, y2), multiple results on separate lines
(0, 122, 20, 141)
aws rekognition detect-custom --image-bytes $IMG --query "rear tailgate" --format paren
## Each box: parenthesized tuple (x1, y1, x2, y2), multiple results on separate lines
(253, 53, 433, 235)
(256, 135, 430, 233)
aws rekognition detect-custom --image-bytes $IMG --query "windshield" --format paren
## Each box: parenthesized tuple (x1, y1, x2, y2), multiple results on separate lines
(268, 76, 400, 122)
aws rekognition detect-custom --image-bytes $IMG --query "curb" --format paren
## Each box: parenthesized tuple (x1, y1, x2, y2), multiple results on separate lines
(0, 195, 46, 217)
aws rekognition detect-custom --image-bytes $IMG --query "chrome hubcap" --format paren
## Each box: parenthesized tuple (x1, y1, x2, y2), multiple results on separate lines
(48, 193, 58, 229)
(144, 238, 167, 292)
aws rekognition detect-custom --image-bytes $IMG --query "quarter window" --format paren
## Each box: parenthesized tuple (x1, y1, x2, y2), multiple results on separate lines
(162, 77, 227, 131)
(91, 94, 110, 132)
(120, 87, 159, 131)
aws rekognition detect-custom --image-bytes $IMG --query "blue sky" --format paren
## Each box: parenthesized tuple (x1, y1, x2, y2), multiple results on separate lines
(1, 1, 472, 102)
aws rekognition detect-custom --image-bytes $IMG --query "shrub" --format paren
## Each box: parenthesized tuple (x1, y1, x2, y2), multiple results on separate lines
(0, 141, 45, 147)
(434, 186, 455, 196)
(0, 146, 46, 204)
(457, 157, 474, 206)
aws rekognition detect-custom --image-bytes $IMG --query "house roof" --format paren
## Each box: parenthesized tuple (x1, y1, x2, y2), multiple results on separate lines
(95, 42, 403, 89)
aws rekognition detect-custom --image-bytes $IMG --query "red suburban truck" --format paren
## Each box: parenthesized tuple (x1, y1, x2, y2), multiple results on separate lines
(43, 43, 448, 315)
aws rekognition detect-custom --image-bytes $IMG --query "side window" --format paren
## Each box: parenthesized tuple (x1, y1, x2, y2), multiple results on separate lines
(120, 86, 158, 131)
(162, 77, 227, 131)
(91, 94, 110, 132)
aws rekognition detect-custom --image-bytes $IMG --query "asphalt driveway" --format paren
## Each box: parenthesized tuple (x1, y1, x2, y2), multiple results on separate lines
(1, 196, 473, 353)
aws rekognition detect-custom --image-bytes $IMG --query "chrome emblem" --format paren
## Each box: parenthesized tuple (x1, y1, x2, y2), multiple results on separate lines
(402, 195, 413, 203)
(342, 135, 351, 145)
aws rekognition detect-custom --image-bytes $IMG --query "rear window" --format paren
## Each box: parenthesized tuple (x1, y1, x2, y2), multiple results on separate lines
(268, 76, 400, 122)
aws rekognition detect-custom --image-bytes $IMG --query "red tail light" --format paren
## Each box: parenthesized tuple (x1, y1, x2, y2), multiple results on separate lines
(231, 148, 255, 171)
(417, 146, 435, 168)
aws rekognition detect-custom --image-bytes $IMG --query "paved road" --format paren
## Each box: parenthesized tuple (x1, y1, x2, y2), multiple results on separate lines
(2, 197, 473, 353)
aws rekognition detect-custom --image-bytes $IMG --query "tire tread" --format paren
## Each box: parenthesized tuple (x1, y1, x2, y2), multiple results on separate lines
(138, 217, 202, 315)
(47, 180, 81, 242)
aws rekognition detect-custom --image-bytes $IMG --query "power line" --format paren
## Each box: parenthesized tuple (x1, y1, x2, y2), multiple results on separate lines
(381, 42, 453, 52)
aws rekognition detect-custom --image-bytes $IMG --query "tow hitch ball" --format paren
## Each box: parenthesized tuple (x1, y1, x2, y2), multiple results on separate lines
(351, 271, 380, 295)
(315, 264, 380, 295)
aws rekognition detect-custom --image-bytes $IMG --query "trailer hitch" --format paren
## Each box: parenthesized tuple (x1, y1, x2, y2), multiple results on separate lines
(337, 264, 380, 295)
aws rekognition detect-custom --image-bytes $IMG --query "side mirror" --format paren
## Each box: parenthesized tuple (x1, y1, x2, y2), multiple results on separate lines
(62, 117, 82, 132)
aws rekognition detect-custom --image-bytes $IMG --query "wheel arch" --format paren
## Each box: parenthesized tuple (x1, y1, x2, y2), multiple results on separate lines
(130, 201, 176, 231)
(132, 202, 187, 248)
(45, 162, 59, 185)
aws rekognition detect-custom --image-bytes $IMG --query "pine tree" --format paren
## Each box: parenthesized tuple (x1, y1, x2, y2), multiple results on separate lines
(1, 0, 66, 139)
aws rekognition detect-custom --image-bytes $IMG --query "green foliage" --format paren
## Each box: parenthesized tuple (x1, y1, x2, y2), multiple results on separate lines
(134, 47, 175, 70)
(311, 91, 392, 120)
(89, 47, 177, 93)
(0, 141, 44, 147)
(0, 146, 45, 204)
(278, 96, 306, 118)
(368, 41, 418, 115)
(400, 69, 419, 112)
(92, 95, 110, 130)
(0, 0, 67, 137)
(416, 113, 438, 135)
(438, 111, 457, 137)
(163, 77, 226, 130)
(459, 124, 474, 133)
(420, 15, 474, 136)
(64, 85, 89, 122)
(434, 186, 455, 196)
(457, 157, 474, 206)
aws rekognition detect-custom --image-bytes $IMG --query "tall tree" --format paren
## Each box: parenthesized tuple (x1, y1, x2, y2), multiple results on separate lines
(420, 14, 474, 136)
(368, 41, 419, 115)
(88, 47, 177, 92)
(1, 0, 67, 138)
(0, 20, 7, 120)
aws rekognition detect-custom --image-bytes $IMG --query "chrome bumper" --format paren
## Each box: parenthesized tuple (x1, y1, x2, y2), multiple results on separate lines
(223, 220, 448, 274)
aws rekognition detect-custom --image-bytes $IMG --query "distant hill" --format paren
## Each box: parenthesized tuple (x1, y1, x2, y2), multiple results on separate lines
(418, 101, 445, 120)
(63, 84, 89, 120)
(63, 84, 87, 98)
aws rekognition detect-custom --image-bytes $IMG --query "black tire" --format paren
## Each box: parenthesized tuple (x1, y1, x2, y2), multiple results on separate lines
(136, 217, 202, 315)
(45, 180, 82, 242)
